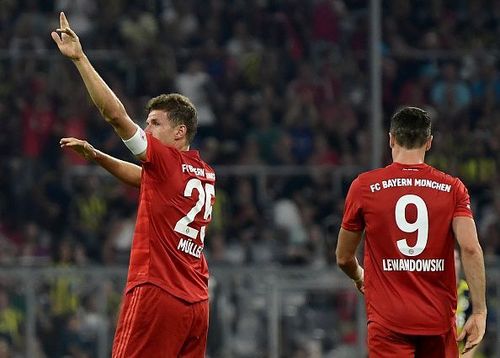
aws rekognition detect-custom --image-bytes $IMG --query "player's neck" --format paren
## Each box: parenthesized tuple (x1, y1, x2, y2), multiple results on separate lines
(173, 140, 190, 151)
(392, 148, 426, 165)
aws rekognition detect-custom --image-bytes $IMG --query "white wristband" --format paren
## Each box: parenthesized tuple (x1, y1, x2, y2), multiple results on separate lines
(122, 125, 148, 155)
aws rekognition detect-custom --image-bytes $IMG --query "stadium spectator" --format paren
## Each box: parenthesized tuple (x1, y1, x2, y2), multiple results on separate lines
(0, 287, 23, 352)
(175, 59, 217, 138)
(431, 62, 472, 115)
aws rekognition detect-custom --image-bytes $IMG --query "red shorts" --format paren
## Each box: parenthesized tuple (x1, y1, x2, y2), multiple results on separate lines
(367, 321, 458, 358)
(112, 283, 209, 358)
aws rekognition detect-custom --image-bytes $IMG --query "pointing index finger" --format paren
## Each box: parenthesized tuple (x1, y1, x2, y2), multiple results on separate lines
(60, 11, 69, 28)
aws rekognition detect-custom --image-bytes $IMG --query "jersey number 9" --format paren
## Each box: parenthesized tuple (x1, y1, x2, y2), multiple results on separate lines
(395, 194, 429, 257)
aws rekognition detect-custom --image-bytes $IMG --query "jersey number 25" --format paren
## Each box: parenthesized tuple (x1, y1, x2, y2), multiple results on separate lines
(174, 178, 215, 243)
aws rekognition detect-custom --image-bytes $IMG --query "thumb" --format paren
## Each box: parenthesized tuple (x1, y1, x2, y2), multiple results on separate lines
(65, 26, 78, 39)
(457, 329, 466, 342)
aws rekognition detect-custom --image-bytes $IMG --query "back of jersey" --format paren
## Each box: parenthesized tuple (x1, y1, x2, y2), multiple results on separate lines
(342, 162, 472, 335)
(126, 133, 216, 303)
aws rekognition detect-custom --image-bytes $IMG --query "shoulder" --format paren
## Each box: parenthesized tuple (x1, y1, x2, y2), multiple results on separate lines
(146, 133, 182, 161)
(142, 134, 185, 178)
(147, 133, 180, 155)
(182, 150, 213, 169)
(196, 155, 216, 175)
(204, 162, 216, 180)
(427, 165, 468, 190)
(359, 167, 387, 178)
(356, 166, 388, 183)
(180, 151, 217, 181)
(347, 169, 382, 196)
(427, 165, 458, 183)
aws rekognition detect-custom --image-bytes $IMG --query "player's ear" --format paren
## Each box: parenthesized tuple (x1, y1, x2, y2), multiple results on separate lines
(425, 135, 433, 151)
(389, 132, 395, 148)
(175, 124, 187, 140)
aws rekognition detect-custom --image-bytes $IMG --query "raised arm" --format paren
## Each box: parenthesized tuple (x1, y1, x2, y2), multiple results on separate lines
(51, 12, 137, 141)
(60, 137, 141, 188)
(453, 216, 487, 354)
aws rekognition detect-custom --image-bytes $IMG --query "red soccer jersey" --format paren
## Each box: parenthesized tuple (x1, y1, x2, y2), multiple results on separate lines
(342, 162, 472, 335)
(125, 133, 216, 303)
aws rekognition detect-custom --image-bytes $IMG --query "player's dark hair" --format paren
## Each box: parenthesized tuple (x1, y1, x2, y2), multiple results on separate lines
(390, 107, 431, 149)
(146, 93, 198, 144)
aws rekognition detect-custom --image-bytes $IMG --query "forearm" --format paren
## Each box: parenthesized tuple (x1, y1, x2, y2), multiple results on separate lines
(336, 228, 364, 282)
(338, 256, 364, 281)
(93, 149, 142, 188)
(461, 247, 487, 314)
(72, 55, 134, 137)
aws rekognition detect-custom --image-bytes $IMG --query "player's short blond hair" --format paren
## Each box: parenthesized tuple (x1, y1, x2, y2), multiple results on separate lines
(146, 93, 198, 144)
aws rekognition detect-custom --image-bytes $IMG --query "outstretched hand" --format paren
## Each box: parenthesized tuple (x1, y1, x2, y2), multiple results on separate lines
(60, 137, 98, 160)
(51, 12, 83, 60)
(457, 312, 486, 354)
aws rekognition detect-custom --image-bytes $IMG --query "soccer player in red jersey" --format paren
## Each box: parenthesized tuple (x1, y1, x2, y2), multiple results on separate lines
(336, 107, 486, 357)
(52, 13, 215, 357)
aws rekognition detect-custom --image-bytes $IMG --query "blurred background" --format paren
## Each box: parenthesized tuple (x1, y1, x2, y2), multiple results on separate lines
(0, 0, 499, 357)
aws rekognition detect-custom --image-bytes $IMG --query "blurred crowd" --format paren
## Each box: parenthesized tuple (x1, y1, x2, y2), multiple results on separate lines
(0, 0, 500, 356)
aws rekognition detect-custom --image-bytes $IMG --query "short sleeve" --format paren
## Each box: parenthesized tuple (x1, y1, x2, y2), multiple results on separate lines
(142, 132, 178, 178)
(454, 178, 473, 218)
(341, 177, 365, 232)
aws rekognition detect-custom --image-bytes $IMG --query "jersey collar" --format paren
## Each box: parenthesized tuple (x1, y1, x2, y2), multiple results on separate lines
(391, 162, 430, 171)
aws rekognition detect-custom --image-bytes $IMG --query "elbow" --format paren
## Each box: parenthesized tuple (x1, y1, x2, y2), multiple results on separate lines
(336, 252, 353, 269)
(336, 259, 350, 270)
(102, 104, 127, 125)
(460, 242, 483, 258)
(123, 177, 141, 189)
(104, 112, 125, 125)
